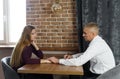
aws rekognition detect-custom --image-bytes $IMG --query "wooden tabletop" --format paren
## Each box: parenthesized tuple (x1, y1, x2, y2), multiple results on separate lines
(18, 63, 84, 75)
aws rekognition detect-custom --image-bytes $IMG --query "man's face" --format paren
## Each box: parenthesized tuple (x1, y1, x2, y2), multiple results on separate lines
(83, 28, 94, 41)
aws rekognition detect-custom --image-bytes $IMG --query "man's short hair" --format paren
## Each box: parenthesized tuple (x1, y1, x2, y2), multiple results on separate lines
(84, 22, 99, 34)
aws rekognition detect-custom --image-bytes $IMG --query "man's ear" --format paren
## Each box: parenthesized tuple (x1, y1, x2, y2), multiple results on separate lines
(92, 32, 98, 37)
(91, 32, 94, 35)
(91, 32, 96, 37)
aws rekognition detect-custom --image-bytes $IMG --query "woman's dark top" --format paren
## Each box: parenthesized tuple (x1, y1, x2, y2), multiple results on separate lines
(22, 44, 43, 64)
(13, 44, 43, 71)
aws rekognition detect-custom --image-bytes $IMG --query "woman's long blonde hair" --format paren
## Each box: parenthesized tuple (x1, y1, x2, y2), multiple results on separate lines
(10, 25, 35, 67)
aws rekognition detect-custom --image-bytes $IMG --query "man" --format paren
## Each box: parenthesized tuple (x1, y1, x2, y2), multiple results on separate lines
(48, 22, 115, 79)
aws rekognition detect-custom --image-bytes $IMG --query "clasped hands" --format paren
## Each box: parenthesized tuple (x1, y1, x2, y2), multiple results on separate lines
(41, 53, 73, 64)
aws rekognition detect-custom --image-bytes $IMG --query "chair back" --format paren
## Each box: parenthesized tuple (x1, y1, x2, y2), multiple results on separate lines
(1, 56, 20, 79)
(97, 65, 120, 79)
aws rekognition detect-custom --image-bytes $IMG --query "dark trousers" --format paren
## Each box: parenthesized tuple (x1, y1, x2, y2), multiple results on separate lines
(83, 61, 100, 79)
(83, 73, 100, 79)
(70, 73, 100, 79)
(70, 61, 100, 79)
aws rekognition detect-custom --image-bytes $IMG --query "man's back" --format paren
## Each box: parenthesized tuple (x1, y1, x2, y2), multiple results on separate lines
(89, 35, 115, 74)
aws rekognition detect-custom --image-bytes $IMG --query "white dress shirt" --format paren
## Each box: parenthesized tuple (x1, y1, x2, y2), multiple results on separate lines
(59, 35, 115, 74)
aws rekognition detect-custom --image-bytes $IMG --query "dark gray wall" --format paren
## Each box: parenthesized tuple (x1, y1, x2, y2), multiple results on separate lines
(76, 0, 120, 62)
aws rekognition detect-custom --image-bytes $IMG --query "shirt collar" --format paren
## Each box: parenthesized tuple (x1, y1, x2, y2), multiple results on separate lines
(89, 35, 100, 46)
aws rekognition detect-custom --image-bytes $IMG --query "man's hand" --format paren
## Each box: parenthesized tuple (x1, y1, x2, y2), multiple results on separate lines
(41, 59, 51, 64)
(64, 54, 73, 59)
(47, 57, 59, 64)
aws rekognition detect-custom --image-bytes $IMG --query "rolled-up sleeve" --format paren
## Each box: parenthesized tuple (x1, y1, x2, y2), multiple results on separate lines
(59, 43, 102, 66)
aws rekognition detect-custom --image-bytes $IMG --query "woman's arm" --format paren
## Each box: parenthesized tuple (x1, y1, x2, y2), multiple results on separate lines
(22, 46, 41, 64)
(31, 43, 44, 59)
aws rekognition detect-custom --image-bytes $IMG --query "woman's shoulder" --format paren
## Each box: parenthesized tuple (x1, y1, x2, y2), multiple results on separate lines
(23, 44, 32, 50)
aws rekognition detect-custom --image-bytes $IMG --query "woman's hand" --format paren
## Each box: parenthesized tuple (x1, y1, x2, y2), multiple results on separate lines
(40, 59, 51, 64)
(32, 41, 39, 50)
(47, 57, 59, 64)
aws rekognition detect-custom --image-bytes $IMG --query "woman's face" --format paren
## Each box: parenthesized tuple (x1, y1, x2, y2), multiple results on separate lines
(30, 29, 36, 41)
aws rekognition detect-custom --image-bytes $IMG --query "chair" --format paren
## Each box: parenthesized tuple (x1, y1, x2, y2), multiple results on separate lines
(115, 60, 120, 65)
(1, 56, 20, 79)
(97, 64, 120, 79)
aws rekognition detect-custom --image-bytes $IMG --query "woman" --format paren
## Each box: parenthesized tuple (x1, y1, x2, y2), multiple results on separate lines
(10, 25, 53, 79)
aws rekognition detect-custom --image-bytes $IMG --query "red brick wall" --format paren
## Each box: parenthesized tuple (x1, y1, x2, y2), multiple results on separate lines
(26, 0, 79, 51)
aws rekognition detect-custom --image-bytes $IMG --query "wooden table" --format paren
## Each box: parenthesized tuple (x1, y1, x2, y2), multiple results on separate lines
(18, 63, 84, 75)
